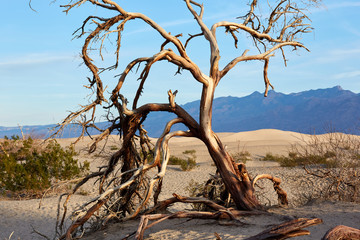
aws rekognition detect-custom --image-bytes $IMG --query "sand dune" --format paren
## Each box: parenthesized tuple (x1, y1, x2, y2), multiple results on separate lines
(1, 129, 359, 239)
(167, 129, 309, 163)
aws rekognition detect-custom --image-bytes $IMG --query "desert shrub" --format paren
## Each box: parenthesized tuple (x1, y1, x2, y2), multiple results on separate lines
(168, 149, 198, 171)
(110, 145, 119, 151)
(286, 132, 360, 202)
(231, 150, 251, 164)
(260, 152, 297, 167)
(185, 179, 206, 210)
(179, 157, 197, 171)
(138, 149, 155, 164)
(261, 152, 284, 162)
(168, 156, 183, 165)
(186, 174, 230, 210)
(0, 136, 89, 196)
(260, 151, 337, 168)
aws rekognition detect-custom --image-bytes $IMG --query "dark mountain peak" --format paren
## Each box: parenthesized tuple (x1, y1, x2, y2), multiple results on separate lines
(334, 85, 343, 91)
(1, 86, 359, 138)
(266, 90, 285, 98)
(249, 91, 262, 97)
(290, 85, 355, 99)
(214, 96, 239, 102)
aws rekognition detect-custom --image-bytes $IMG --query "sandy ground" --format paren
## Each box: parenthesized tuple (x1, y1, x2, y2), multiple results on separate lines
(1, 129, 359, 239)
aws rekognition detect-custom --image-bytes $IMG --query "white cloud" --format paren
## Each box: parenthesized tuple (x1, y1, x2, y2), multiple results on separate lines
(333, 70, 360, 79)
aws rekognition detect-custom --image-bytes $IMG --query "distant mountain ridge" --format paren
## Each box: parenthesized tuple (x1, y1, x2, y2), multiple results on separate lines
(1, 86, 359, 138)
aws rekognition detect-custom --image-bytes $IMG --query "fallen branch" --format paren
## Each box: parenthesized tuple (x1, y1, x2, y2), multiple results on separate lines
(245, 217, 323, 240)
(136, 193, 264, 239)
(322, 225, 360, 240)
(147, 193, 263, 216)
(61, 198, 108, 240)
(136, 211, 247, 240)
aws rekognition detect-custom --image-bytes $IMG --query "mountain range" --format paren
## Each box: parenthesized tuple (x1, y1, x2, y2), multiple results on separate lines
(1, 86, 359, 138)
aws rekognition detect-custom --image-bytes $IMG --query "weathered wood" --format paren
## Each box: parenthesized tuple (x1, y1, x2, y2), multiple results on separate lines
(245, 218, 323, 240)
(252, 174, 289, 206)
(147, 194, 263, 216)
(62, 199, 107, 240)
(203, 135, 263, 210)
(322, 225, 360, 240)
(136, 194, 265, 239)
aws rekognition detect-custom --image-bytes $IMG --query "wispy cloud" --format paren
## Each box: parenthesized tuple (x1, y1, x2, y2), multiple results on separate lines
(343, 24, 360, 37)
(327, 1, 360, 9)
(0, 53, 77, 67)
(331, 48, 360, 56)
(309, 1, 360, 13)
(314, 47, 360, 64)
(125, 8, 246, 36)
(333, 70, 360, 80)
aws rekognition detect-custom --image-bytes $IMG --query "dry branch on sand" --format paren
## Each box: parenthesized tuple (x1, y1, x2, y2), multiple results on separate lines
(38, 0, 339, 239)
(322, 225, 360, 240)
(245, 218, 323, 240)
(128, 194, 321, 240)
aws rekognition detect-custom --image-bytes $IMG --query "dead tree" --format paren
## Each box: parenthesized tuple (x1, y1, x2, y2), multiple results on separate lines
(50, 0, 318, 238)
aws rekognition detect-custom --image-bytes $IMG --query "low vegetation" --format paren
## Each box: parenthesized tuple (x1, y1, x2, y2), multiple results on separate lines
(168, 149, 198, 171)
(186, 175, 229, 210)
(231, 150, 251, 164)
(261, 132, 360, 202)
(260, 151, 337, 168)
(0, 135, 89, 198)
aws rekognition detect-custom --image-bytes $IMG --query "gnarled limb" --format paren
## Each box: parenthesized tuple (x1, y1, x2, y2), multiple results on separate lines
(246, 218, 323, 240)
(322, 225, 360, 240)
(126, 129, 194, 220)
(136, 193, 263, 240)
(58, 116, 198, 238)
(252, 174, 289, 206)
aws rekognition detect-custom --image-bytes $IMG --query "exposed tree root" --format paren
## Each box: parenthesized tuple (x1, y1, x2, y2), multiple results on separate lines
(322, 225, 360, 240)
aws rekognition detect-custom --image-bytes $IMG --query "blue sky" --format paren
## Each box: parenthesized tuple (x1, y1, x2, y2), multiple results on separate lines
(0, 0, 360, 127)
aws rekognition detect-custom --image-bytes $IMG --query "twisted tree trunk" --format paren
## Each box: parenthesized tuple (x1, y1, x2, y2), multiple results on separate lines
(199, 79, 261, 210)
(204, 134, 262, 210)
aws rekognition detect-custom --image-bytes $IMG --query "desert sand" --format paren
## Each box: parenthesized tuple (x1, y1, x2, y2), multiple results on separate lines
(1, 129, 359, 239)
